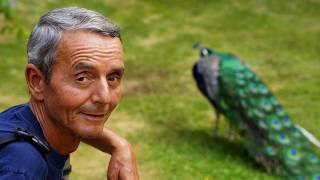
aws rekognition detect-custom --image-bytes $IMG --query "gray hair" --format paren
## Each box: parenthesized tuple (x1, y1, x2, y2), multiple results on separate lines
(27, 7, 121, 82)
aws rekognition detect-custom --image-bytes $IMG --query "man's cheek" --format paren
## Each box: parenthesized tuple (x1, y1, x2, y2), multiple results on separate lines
(112, 93, 121, 107)
(61, 88, 89, 105)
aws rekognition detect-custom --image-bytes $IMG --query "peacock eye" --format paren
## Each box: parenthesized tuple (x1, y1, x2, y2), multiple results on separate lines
(290, 149, 297, 156)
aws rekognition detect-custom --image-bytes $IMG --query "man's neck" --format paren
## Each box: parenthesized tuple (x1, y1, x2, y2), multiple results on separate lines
(28, 98, 80, 155)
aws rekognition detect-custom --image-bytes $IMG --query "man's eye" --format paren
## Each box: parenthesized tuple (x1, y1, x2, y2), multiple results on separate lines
(108, 76, 118, 81)
(77, 77, 87, 81)
(75, 73, 91, 84)
(107, 75, 121, 86)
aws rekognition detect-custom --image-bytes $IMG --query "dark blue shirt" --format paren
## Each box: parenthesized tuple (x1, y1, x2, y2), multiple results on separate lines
(0, 104, 68, 180)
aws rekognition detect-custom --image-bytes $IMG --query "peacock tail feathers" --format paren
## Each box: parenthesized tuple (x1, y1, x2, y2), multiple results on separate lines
(193, 47, 320, 180)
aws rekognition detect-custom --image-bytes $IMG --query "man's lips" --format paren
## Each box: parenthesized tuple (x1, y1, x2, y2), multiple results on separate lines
(83, 113, 105, 116)
(80, 112, 106, 121)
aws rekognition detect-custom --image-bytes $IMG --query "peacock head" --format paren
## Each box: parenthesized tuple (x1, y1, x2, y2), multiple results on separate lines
(192, 43, 215, 57)
(192, 44, 220, 105)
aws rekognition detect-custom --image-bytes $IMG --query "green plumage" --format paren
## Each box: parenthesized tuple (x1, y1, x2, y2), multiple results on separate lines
(193, 47, 320, 179)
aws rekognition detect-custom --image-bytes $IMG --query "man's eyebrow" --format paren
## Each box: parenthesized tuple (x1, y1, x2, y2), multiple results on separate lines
(73, 62, 125, 74)
(73, 62, 95, 71)
(112, 67, 125, 75)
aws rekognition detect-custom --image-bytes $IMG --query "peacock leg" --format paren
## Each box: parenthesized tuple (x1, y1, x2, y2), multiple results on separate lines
(213, 110, 220, 137)
(228, 122, 235, 141)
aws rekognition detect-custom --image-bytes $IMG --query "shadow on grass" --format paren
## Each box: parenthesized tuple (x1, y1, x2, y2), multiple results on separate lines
(161, 123, 265, 172)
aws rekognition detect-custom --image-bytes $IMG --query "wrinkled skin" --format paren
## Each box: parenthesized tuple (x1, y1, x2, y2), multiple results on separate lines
(80, 128, 139, 180)
(43, 30, 124, 141)
(26, 30, 139, 179)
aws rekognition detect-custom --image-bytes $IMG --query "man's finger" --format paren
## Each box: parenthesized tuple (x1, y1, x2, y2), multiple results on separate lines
(107, 163, 120, 180)
(119, 168, 133, 180)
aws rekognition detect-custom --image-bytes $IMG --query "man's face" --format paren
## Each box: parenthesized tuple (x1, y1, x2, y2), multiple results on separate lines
(42, 30, 124, 139)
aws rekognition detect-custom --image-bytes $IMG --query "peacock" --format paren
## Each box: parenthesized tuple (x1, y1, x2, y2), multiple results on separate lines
(192, 45, 320, 179)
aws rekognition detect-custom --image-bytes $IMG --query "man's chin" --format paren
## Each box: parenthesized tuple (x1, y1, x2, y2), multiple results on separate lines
(71, 125, 104, 140)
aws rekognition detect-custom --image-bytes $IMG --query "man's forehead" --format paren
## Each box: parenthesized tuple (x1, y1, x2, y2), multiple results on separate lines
(55, 30, 123, 63)
(57, 30, 123, 52)
(73, 61, 125, 72)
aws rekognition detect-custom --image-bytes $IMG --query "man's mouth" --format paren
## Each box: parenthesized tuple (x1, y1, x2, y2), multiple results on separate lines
(80, 112, 106, 121)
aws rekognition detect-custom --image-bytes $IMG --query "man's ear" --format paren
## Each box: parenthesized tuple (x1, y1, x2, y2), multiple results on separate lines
(25, 64, 46, 101)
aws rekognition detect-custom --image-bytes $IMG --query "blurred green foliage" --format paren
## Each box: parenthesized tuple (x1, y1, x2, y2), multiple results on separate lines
(0, 0, 30, 40)
(0, 0, 15, 19)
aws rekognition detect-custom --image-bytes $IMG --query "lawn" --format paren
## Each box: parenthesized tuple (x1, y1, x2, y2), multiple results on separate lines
(0, 0, 319, 179)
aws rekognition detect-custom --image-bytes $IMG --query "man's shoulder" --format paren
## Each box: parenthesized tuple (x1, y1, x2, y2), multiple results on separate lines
(0, 104, 49, 179)
(0, 104, 26, 118)
(0, 104, 28, 130)
(0, 103, 41, 140)
(0, 140, 48, 179)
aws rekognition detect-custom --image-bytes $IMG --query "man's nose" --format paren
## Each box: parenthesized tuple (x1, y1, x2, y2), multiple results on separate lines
(91, 79, 111, 105)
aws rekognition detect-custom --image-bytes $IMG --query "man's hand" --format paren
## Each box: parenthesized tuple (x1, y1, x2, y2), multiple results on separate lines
(108, 140, 139, 180)
(82, 128, 139, 180)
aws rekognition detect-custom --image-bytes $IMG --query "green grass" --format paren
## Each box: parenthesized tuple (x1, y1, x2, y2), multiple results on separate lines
(1, 0, 319, 179)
